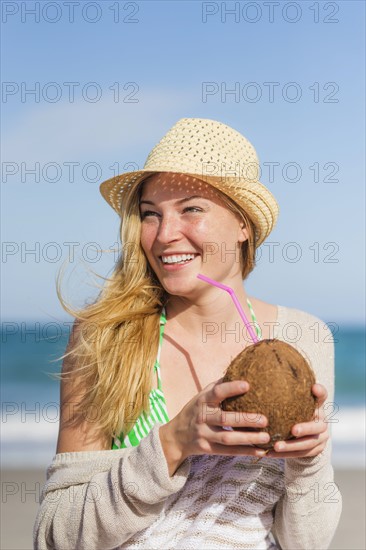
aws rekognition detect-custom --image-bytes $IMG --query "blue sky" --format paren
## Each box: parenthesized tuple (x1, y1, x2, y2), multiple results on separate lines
(2, 0, 365, 325)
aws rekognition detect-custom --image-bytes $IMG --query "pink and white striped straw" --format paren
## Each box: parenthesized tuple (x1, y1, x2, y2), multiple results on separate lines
(197, 273, 259, 344)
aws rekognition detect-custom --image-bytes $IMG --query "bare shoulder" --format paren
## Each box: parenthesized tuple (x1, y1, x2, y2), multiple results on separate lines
(56, 320, 111, 453)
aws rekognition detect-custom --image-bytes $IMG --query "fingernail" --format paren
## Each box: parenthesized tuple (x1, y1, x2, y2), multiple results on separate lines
(276, 443, 285, 451)
(259, 433, 270, 443)
(294, 427, 301, 436)
(250, 415, 265, 426)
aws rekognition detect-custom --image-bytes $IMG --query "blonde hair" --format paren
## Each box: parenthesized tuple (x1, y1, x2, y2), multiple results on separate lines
(55, 177, 257, 443)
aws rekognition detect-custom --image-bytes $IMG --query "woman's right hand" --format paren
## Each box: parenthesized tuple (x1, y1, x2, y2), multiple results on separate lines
(159, 379, 270, 476)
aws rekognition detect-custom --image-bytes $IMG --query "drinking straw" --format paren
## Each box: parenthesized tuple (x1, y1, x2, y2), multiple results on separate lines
(197, 274, 259, 344)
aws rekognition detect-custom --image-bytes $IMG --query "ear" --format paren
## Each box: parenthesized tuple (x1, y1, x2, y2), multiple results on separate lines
(238, 222, 249, 243)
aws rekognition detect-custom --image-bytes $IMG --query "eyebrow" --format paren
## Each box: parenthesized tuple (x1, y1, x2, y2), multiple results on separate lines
(139, 195, 206, 206)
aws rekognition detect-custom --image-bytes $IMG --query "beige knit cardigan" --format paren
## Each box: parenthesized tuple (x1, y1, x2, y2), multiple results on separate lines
(33, 306, 342, 549)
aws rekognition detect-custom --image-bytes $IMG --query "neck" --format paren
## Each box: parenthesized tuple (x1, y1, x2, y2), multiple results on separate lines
(164, 281, 255, 345)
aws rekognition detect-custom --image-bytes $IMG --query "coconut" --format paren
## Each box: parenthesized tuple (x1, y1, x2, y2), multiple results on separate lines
(221, 339, 316, 449)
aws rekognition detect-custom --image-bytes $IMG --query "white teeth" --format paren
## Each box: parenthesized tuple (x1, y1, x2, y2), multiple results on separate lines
(161, 254, 196, 264)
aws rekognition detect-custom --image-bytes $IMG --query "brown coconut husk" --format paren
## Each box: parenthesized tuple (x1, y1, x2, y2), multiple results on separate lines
(221, 339, 316, 449)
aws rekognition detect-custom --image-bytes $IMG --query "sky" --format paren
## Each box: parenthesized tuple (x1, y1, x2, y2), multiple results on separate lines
(1, 0, 365, 325)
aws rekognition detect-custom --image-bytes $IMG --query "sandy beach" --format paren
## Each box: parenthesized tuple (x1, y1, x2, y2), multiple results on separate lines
(1, 468, 365, 550)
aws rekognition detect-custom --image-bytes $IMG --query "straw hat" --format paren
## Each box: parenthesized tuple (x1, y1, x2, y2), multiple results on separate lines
(99, 118, 279, 246)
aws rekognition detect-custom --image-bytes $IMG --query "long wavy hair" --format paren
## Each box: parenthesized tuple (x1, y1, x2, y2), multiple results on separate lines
(55, 176, 257, 444)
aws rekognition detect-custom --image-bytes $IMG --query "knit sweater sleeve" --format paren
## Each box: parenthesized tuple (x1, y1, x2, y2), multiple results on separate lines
(271, 307, 342, 549)
(33, 423, 190, 550)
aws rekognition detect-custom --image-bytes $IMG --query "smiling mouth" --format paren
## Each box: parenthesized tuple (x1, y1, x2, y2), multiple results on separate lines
(159, 253, 199, 265)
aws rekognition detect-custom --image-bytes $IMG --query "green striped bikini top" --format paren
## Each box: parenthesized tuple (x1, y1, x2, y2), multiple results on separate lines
(112, 299, 261, 449)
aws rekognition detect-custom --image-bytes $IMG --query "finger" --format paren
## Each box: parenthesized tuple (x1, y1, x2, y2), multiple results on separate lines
(312, 383, 328, 405)
(209, 379, 250, 405)
(203, 406, 268, 429)
(201, 381, 268, 428)
(276, 434, 320, 452)
(208, 442, 269, 458)
(266, 443, 326, 459)
(271, 432, 328, 453)
(291, 419, 328, 438)
(211, 426, 271, 448)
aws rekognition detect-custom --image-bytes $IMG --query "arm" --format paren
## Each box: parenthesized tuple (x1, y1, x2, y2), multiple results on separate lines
(271, 313, 342, 549)
(33, 423, 190, 550)
(272, 438, 340, 550)
(34, 321, 190, 550)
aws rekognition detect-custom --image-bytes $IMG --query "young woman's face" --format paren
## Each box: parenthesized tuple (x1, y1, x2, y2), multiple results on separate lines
(139, 173, 248, 297)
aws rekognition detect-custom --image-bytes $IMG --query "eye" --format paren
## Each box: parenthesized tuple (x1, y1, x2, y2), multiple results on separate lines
(140, 210, 160, 219)
(183, 206, 203, 213)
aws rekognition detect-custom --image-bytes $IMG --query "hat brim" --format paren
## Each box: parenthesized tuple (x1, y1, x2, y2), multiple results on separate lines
(99, 170, 278, 247)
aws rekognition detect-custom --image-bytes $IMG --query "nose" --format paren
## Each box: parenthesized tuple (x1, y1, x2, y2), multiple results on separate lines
(156, 213, 183, 243)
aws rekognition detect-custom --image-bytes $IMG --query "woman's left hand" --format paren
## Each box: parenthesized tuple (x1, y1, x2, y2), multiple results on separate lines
(266, 383, 329, 459)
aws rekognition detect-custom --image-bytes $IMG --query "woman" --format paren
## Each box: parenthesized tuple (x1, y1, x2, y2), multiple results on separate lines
(34, 118, 342, 549)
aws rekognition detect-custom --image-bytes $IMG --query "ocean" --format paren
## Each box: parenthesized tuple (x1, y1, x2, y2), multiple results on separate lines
(1, 323, 365, 469)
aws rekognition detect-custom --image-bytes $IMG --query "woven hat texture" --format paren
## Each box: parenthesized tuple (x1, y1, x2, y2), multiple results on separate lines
(99, 118, 279, 245)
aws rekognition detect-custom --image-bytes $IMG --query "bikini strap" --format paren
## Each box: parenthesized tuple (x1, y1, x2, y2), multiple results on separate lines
(246, 298, 262, 340)
(153, 307, 167, 389)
